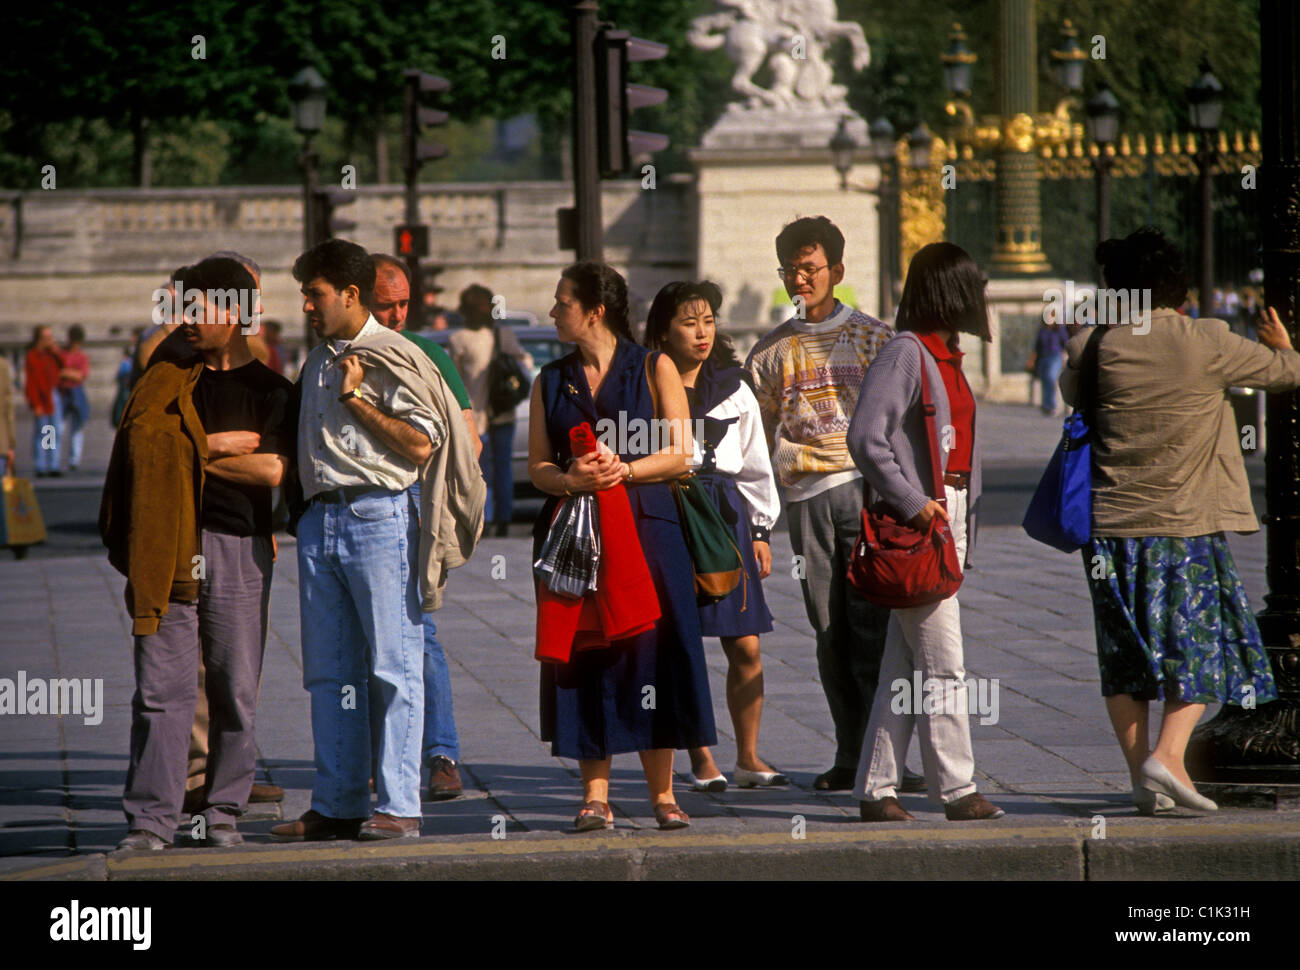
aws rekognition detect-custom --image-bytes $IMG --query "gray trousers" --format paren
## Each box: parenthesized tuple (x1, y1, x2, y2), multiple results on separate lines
(787, 479, 891, 771)
(123, 530, 272, 840)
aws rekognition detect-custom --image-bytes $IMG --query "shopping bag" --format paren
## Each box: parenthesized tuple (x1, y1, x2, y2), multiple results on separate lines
(1, 474, 47, 547)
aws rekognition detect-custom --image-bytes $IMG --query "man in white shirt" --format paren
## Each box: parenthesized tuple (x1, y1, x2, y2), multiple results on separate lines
(271, 240, 444, 842)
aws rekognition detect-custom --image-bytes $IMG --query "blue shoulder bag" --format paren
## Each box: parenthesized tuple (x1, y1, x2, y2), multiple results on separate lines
(1022, 325, 1108, 552)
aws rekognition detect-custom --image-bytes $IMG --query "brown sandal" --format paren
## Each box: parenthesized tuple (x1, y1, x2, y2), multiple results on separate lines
(654, 803, 690, 830)
(573, 800, 613, 832)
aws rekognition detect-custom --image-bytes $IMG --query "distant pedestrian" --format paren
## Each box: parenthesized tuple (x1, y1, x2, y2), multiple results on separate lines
(58, 325, 91, 472)
(106, 256, 295, 850)
(262, 319, 287, 377)
(449, 284, 532, 537)
(848, 242, 1005, 823)
(111, 343, 134, 428)
(644, 280, 785, 791)
(531, 261, 715, 831)
(746, 215, 896, 792)
(1063, 227, 1300, 815)
(24, 325, 63, 477)
(1031, 308, 1069, 416)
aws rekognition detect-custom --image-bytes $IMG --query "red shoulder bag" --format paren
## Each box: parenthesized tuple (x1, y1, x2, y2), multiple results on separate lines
(846, 359, 963, 608)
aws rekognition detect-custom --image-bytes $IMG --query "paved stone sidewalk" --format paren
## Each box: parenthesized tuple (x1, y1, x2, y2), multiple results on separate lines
(1, 519, 1292, 879)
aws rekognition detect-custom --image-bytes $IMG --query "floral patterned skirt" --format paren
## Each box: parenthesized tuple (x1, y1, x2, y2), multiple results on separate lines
(1082, 533, 1276, 705)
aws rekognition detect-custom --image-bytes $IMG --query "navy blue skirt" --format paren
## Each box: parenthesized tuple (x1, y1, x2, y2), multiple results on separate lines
(694, 473, 773, 638)
(535, 482, 718, 760)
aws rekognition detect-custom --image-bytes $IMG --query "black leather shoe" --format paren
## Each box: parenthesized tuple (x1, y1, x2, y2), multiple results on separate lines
(813, 766, 857, 791)
(900, 769, 926, 793)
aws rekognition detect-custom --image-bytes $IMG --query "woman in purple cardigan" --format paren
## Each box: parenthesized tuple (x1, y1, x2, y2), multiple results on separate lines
(846, 243, 1004, 823)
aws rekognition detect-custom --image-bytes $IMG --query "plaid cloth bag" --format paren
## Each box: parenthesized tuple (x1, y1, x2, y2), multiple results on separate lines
(533, 492, 601, 598)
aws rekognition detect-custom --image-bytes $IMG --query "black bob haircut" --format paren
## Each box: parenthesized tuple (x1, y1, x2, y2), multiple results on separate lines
(643, 280, 740, 369)
(560, 261, 632, 341)
(292, 239, 375, 307)
(775, 215, 845, 268)
(895, 242, 991, 342)
(1096, 226, 1188, 309)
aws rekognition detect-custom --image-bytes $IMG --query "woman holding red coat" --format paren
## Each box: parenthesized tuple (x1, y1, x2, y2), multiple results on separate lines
(529, 261, 717, 831)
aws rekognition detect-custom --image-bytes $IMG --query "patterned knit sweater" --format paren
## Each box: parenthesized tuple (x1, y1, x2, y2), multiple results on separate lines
(746, 301, 894, 501)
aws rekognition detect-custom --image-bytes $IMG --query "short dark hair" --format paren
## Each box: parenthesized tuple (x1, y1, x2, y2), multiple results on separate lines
(292, 239, 375, 306)
(68, 324, 86, 345)
(1096, 226, 1188, 309)
(776, 215, 845, 268)
(185, 256, 256, 297)
(561, 261, 631, 341)
(643, 280, 740, 368)
(371, 253, 410, 282)
(896, 242, 991, 342)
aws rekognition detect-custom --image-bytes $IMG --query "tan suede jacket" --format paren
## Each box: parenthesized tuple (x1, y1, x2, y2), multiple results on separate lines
(99, 357, 207, 635)
(1061, 309, 1300, 537)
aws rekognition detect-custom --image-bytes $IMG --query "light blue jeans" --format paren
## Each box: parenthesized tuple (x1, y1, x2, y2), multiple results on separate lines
(1037, 353, 1065, 414)
(406, 479, 460, 765)
(480, 422, 515, 525)
(32, 393, 61, 474)
(298, 489, 424, 819)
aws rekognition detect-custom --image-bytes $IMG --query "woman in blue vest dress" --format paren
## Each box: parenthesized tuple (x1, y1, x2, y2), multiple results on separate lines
(643, 280, 786, 792)
(529, 261, 717, 831)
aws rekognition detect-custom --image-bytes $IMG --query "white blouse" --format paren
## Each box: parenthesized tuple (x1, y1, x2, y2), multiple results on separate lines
(689, 380, 781, 533)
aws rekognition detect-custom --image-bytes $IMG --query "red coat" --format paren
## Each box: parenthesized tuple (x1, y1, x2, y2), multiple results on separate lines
(535, 423, 661, 663)
(24, 347, 62, 415)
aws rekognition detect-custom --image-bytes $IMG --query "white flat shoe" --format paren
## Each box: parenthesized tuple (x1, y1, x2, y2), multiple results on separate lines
(734, 767, 789, 788)
(689, 773, 727, 793)
(1139, 756, 1217, 812)
(1131, 786, 1176, 815)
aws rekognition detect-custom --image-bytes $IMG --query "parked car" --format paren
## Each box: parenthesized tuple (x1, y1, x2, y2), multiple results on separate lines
(424, 324, 569, 498)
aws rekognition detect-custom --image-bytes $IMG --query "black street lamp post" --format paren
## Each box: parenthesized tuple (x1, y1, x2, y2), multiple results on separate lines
(1187, 55, 1224, 316)
(289, 67, 327, 251)
(1085, 83, 1120, 249)
(869, 117, 899, 321)
(288, 66, 327, 343)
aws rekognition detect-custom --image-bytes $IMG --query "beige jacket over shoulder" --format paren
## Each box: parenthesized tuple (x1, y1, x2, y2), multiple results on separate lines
(1061, 308, 1300, 537)
(344, 329, 487, 610)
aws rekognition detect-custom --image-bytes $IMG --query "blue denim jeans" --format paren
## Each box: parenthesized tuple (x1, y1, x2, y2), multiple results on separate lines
(480, 422, 515, 525)
(1037, 353, 1065, 414)
(32, 393, 61, 474)
(406, 480, 460, 764)
(297, 489, 424, 819)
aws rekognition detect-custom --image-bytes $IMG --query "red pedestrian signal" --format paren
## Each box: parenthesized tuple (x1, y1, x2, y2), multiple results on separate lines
(394, 224, 429, 258)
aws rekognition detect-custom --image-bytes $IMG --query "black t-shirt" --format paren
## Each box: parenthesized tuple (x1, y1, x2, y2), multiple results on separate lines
(191, 361, 296, 536)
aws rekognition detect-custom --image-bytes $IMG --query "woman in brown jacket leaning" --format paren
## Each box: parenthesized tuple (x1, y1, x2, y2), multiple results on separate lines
(1062, 227, 1300, 815)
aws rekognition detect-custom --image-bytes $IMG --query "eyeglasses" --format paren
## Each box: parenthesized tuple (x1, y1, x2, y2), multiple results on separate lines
(777, 263, 828, 282)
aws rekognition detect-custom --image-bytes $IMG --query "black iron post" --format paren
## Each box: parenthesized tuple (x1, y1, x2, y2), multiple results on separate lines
(1188, 0, 1300, 797)
(1197, 139, 1216, 314)
(571, 1, 603, 261)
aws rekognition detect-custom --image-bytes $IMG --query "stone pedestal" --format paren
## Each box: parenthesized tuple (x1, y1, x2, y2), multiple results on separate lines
(691, 111, 882, 329)
(981, 276, 1074, 402)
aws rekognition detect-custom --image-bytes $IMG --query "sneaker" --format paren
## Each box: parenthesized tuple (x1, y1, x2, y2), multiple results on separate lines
(203, 823, 243, 847)
(427, 756, 463, 801)
(117, 830, 167, 851)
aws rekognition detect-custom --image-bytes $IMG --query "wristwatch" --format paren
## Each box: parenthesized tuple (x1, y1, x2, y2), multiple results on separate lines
(338, 387, 362, 404)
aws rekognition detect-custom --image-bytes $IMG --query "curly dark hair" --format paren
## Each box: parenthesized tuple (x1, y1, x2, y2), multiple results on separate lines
(642, 280, 740, 368)
(896, 242, 991, 342)
(560, 261, 631, 340)
(292, 239, 375, 307)
(1096, 226, 1188, 309)
(775, 215, 845, 268)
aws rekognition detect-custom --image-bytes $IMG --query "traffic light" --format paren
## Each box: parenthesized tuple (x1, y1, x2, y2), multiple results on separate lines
(402, 69, 451, 179)
(594, 29, 669, 178)
(394, 224, 429, 259)
(313, 187, 358, 239)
